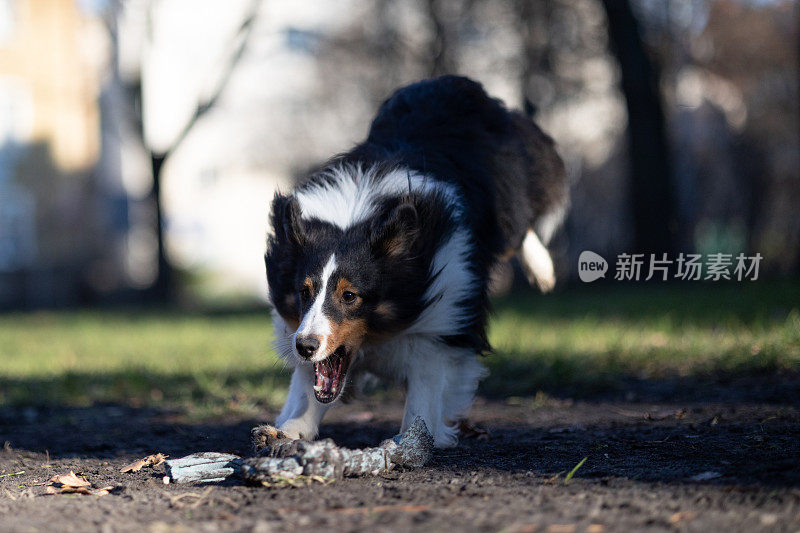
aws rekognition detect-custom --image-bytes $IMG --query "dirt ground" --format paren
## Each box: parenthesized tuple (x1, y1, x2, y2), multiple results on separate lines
(1, 376, 799, 532)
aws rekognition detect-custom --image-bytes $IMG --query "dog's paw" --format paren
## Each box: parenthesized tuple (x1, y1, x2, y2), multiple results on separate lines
(251, 424, 299, 457)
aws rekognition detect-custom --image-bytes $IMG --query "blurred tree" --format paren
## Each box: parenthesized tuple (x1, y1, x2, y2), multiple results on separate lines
(517, 0, 554, 110)
(425, 0, 458, 76)
(601, 0, 676, 255)
(141, 0, 261, 302)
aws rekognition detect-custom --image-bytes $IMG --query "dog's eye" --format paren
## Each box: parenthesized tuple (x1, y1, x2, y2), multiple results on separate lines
(299, 286, 311, 301)
(341, 291, 357, 304)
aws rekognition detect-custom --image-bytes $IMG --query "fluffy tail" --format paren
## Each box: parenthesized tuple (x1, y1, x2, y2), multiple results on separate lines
(520, 229, 555, 292)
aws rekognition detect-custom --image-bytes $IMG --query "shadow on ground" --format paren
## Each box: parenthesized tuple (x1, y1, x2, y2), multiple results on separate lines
(2, 372, 799, 532)
(1, 283, 799, 530)
(2, 375, 799, 488)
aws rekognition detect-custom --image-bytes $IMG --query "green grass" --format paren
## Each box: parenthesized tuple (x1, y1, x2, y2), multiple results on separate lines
(1, 281, 798, 416)
(485, 281, 800, 396)
(0, 311, 288, 418)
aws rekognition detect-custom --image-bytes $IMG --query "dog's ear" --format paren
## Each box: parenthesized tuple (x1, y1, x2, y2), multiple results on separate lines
(271, 193, 306, 247)
(266, 194, 303, 325)
(370, 199, 418, 258)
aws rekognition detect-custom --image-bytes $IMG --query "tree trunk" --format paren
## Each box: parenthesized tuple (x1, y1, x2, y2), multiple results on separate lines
(518, 0, 553, 110)
(601, 0, 676, 255)
(425, 0, 456, 76)
(149, 152, 172, 302)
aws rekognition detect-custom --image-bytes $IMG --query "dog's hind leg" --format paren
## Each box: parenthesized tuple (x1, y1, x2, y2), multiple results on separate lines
(275, 365, 330, 440)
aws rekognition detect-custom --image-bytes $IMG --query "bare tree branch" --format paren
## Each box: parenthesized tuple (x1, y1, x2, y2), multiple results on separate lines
(159, 0, 262, 159)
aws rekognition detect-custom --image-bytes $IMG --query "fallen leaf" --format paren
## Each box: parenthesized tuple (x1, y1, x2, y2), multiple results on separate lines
(46, 471, 113, 496)
(46, 485, 113, 496)
(120, 453, 168, 473)
(545, 525, 576, 533)
(49, 471, 90, 488)
(669, 511, 698, 524)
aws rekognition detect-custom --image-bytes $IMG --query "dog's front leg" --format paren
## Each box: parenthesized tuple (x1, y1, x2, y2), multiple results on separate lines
(275, 364, 329, 440)
(400, 351, 459, 448)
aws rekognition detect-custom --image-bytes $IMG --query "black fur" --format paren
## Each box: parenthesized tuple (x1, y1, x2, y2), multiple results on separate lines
(266, 76, 567, 354)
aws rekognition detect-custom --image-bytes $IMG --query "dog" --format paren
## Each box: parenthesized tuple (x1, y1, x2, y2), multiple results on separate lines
(264, 76, 568, 448)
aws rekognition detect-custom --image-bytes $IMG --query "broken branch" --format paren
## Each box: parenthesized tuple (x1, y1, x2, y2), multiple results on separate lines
(164, 417, 434, 485)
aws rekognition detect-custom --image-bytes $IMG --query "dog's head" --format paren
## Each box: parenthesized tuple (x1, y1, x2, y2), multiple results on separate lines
(265, 191, 430, 403)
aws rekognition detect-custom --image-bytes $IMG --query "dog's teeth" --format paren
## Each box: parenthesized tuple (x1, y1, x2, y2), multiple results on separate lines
(313, 384, 323, 392)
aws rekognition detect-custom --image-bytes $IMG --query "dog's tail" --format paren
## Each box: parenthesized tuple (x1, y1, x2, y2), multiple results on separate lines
(520, 230, 555, 292)
(510, 108, 569, 293)
(519, 185, 568, 294)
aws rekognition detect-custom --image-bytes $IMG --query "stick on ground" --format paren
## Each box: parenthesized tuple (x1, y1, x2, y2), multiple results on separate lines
(164, 417, 434, 485)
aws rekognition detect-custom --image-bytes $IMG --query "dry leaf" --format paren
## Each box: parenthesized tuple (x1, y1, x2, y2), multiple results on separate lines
(545, 525, 577, 533)
(120, 453, 168, 473)
(669, 511, 698, 524)
(46, 485, 113, 496)
(46, 471, 113, 496)
(49, 471, 90, 488)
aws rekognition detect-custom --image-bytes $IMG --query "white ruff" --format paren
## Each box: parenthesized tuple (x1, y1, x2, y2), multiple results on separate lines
(295, 164, 459, 229)
(406, 229, 477, 336)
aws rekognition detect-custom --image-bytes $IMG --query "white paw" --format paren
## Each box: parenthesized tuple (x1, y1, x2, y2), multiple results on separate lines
(277, 418, 318, 441)
(432, 423, 459, 448)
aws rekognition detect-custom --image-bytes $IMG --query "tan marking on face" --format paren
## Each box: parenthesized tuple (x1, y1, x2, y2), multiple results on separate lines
(375, 302, 395, 319)
(328, 318, 367, 352)
(335, 278, 352, 295)
(334, 278, 361, 306)
(281, 294, 300, 330)
(303, 276, 314, 294)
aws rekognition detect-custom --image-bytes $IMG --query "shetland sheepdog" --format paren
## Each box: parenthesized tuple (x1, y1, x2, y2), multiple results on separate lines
(265, 76, 568, 447)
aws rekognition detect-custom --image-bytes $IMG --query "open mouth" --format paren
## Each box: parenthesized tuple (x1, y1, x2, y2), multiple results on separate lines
(313, 346, 350, 403)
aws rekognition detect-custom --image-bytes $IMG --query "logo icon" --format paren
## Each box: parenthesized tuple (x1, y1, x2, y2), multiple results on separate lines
(578, 251, 607, 282)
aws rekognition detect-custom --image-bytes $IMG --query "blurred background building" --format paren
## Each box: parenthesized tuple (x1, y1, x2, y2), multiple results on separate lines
(0, 0, 797, 308)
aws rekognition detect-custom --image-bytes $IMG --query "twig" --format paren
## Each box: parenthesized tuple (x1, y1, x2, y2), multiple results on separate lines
(167, 486, 215, 509)
(564, 457, 587, 483)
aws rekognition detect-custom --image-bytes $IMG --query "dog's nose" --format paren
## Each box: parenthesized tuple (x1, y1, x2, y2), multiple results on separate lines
(295, 335, 320, 359)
